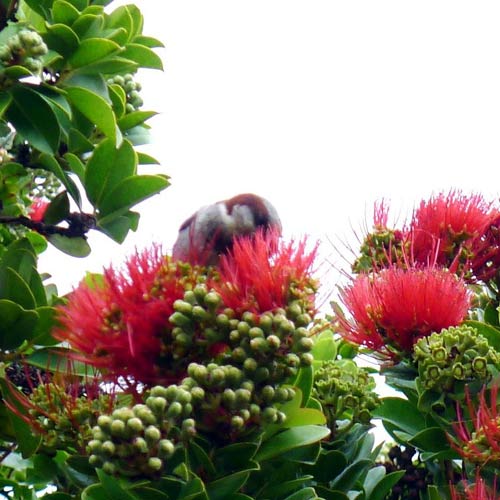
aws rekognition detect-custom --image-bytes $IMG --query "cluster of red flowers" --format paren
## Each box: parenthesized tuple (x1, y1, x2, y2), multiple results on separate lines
(335, 265, 470, 359)
(450, 474, 497, 500)
(54, 231, 317, 387)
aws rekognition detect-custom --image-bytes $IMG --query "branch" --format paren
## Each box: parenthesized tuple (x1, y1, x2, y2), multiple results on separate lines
(0, 212, 97, 239)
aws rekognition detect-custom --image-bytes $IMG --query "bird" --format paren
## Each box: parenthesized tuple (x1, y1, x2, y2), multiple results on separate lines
(172, 193, 282, 266)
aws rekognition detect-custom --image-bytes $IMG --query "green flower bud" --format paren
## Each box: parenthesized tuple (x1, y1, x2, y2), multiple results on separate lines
(87, 439, 102, 453)
(250, 337, 267, 351)
(126, 417, 144, 434)
(258, 314, 273, 333)
(150, 386, 169, 399)
(147, 396, 168, 414)
(237, 321, 250, 336)
(110, 419, 126, 438)
(132, 437, 148, 453)
(97, 415, 112, 431)
(298, 337, 314, 351)
(472, 357, 487, 374)
(231, 416, 244, 429)
(295, 313, 312, 327)
(267, 335, 281, 350)
(147, 457, 163, 472)
(262, 406, 278, 423)
(190, 386, 205, 402)
(301, 353, 314, 365)
(254, 366, 270, 382)
(232, 347, 247, 362)
(453, 362, 466, 380)
(145, 425, 161, 444)
(204, 291, 221, 310)
(159, 439, 175, 458)
(249, 327, 264, 339)
(169, 311, 191, 327)
(235, 388, 252, 405)
(167, 401, 183, 418)
(192, 305, 209, 321)
(261, 385, 275, 402)
(174, 299, 193, 315)
(431, 347, 447, 363)
(102, 461, 116, 475)
(89, 454, 102, 467)
(287, 302, 303, 320)
(249, 404, 261, 417)
(102, 440, 116, 456)
(183, 290, 197, 304)
(216, 313, 230, 329)
(243, 358, 258, 372)
(194, 284, 207, 302)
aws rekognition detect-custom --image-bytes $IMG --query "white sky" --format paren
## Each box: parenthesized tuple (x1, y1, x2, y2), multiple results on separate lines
(40, 1, 500, 296)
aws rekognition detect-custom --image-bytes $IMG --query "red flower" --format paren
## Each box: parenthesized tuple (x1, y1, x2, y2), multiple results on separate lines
(450, 383, 500, 467)
(335, 265, 471, 358)
(29, 198, 49, 222)
(54, 246, 201, 386)
(213, 229, 318, 314)
(409, 190, 496, 268)
(450, 472, 497, 500)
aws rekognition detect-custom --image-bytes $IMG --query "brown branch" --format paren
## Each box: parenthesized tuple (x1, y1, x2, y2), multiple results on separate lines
(0, 212, 97, 239)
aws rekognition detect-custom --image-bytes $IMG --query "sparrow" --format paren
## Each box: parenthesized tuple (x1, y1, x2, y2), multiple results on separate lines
(172, 193, 282, 266)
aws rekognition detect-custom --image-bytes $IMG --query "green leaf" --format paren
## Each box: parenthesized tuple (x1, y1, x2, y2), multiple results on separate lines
(64, 73, 110, 101)
(52, 0, 80, 25)
(0, 92, 12, 117)
(284, 408, 327, 428)
(108, 83, 126, 117)
(137, 152, 159, 165)
(255, 425, 330, 462)
(372, 397, 426, 437)
(6, 86, 60, 154)
(133, 35, 165, 48)
(314, 488, 349, 500)
(118, 110, 157, 131)
(27, 347, 98, 376)
(66, 0, 87, 10)
(0, 267, 36, 310)
(213, 442, 259, 473)
(426, 485, 442, 500)
(305, 449, 347, 483)
(85, 138, 137, 206)
(311, 330, 337, 362)
(330, 459, 372, 492)
(68, 128, 93, 154)
(75, 56, 138, 76)
(407, 427, 450, 453)
(72, 14, 104, 39)
(98, 174, 169, 216)
(44, 23, 80, 58)
(64, 152, 86, 181)
(66, 86, 121, 143)
(0, 299, 38, 349)
(47, 234, 91, 257)
(294, 365, 313, 406)
(284, 488, 318, 500)
(44, 191, 70, 225)
(97, 210, 139, 243)
(106, 5, 133, 42)
(38, 153, 82, 207)
(96, 469, 138, 500)
(69, 38, 120, 68)
(261, 476, 315, 498)
(120, 43, 163, 70)
(32, 306, 58, 345)
(131, 488, 169, 500)
(206, 471, 253, 500)
(284, 441, 321, 464)
(365, 470, 405, 500)
(188, 440, 216, 477)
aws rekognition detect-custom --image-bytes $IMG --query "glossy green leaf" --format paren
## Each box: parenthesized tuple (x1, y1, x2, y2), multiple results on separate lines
(372, 397, 426, 437)
(314, 488, 349, 500)
(38, 153, 82, 207)
(98, 174, 169, 216)
(330, 459, 372, 492)
(178, 476, 208, 500)
(133, 35, 165, 48)
(24, 0, 53, 18)
(366, 470, 405, 500)
(284, 441, 321, 464)
(47, 234, 91, 257)
(213, 442, 259, 473)
(68, 128, 94, 154)
(256, 425, 330, 462)
(188, 440, 216, 477)
(0, 266, 36, 310)
(76, 56, 139, 76)
(32, 306, 58, 345)
(206, 471, 253, 500)
(0, 91, 12, 117)
(118, 110, 157, 130)
(95, 469, 138, 500)
(3, 65, 33, 78)
(305, 449, 347, 483)
(52, 0, 80, 25)
(44, 191, 70, 225)
(294, 365, 313, 406)
(44, 23, 80, 58)
(66, 86, 120, 142)
(126, 4, 144, 38)
(6, 86, 60, 154)
(131, 488, 169, 500)
(26, 347, 98, 376)
(106, 5, 133, 41)
(311, 330, 337, 362)
(64, 152, 86, 181)
(120, 43, 163, 69)
(108, 83, 126, 117)
(72, 14, 104, 39)
(261, 476, 315, 498)
(284, 408, 327, 428)
(426, 485, 442, 500)
(85, 138, 137, 206)
(407, 427, 450, 453)
(66, 0, 87, 10)
(284, 488, 318, 500)
(0, 299, 38, 349)
(137, 152, 159, 165)
(64, 73, 110, 100)
(97, 210, 139, 243)
(69, 38, 120, 68)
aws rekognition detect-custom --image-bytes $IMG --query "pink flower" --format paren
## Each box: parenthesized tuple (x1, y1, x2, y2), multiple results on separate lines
(29, 199, 49, 222)
(409, 190, 496, 269)
(54, 246, 202, 386)
(213, 229, 318, 314)
(335, 265, 471, 358)
(450, 383, 500, 468)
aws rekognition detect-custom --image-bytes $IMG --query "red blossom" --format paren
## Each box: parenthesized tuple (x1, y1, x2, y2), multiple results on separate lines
(54, 246, 201, 386)
(213, 229, 318, 314)
(409, 190, 496, 268)
(335, 265, 471, 359)
(29, 198, 49, 222)
(450, 383, 500, 467)
(450, 472, 497, 500)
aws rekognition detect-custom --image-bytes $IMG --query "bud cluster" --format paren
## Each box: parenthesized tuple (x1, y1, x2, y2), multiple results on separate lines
(184, 362, 295, 436)
(107, 73, 143, 113)
(88, 385, 196, 477)
(352, 228, 406, 273)
(413, 325, 499, 392)
(0, 29, 48, 74)
(27, 382, 112, 453)
(313, 359, 379, 436)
